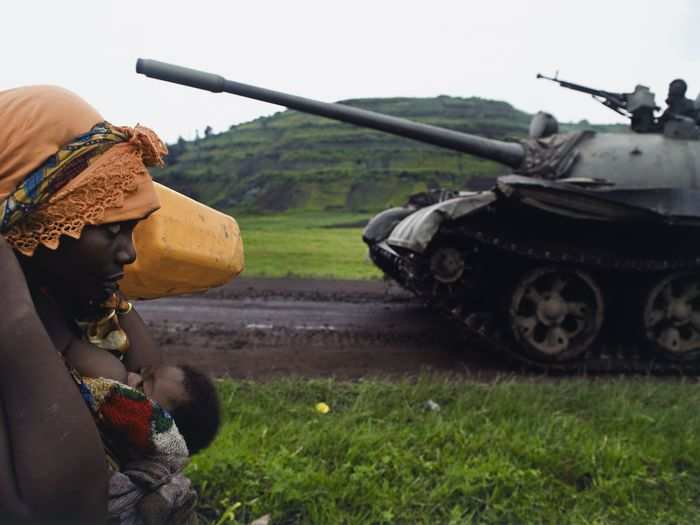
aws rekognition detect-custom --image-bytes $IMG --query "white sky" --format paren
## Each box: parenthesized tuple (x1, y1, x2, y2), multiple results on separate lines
(2, 1, 698, 142)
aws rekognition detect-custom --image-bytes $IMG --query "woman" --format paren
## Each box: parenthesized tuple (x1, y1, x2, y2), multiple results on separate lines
(0, 85, 173, 523)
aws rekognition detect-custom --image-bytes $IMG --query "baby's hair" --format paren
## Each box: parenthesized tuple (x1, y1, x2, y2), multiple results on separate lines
(170, 365, 221, 455)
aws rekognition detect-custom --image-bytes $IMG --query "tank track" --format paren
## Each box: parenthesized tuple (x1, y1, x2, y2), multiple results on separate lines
(462, 227, 700, 273)
(371, 224, 700, 375)
(452, 308, 700, 375)
(451, 230, 700, 374)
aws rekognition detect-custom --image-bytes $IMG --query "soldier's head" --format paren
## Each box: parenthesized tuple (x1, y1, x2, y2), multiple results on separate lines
(668, 79, 688, 98)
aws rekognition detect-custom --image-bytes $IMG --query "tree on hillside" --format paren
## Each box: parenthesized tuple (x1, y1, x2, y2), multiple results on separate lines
(165, 136, 187, 164)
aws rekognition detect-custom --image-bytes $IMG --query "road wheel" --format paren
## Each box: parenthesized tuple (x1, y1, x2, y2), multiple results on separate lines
(509, 266, 604, 362)
(643, 272, 700, 361)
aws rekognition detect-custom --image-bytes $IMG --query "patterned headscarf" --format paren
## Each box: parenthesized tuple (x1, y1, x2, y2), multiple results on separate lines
(0, 85, 165, 255)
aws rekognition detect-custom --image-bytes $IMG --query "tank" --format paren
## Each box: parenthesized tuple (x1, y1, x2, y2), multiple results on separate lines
(136, 59, 700, 372)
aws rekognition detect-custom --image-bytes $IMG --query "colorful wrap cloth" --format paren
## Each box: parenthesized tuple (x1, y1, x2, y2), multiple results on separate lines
(79, 377, 188, 468)
(0, 85, 165, 256)
(77, 377, 198, 525)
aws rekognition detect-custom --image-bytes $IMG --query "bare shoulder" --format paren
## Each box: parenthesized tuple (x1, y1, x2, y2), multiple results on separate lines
(64, 340, 128, 383)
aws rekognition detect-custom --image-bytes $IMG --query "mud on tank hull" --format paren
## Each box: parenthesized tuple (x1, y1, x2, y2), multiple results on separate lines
(364, 181, 700, 373)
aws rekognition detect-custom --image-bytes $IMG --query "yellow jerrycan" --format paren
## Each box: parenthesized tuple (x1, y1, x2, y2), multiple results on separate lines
(120, 182, 244, 299)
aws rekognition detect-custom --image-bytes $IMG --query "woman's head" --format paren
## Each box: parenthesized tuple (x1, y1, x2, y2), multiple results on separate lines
(0, 85, 166, 305)
(27, 220, 139, 305)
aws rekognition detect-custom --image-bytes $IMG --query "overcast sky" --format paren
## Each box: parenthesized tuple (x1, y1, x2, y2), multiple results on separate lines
(2, 1, 698, 142)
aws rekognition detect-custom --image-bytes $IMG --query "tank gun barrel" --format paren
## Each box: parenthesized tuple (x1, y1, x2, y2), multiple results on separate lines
(136, 59, 525, 168)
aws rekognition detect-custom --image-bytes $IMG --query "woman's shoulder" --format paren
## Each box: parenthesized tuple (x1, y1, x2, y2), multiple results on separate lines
(65, 339, 128, 384)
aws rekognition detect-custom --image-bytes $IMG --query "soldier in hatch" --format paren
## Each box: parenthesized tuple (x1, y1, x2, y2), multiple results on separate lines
(658, 78, 698, 125)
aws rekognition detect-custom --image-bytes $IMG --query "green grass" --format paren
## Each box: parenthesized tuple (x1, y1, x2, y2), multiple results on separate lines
(236, 212, 383, 279)
(191, 376, 700, 524)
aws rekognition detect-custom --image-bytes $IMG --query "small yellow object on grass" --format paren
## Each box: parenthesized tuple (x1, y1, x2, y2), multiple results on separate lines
(315, 402, 330, 414)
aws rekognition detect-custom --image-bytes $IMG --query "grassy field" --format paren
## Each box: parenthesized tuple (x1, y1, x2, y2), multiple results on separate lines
(191, 376, 700, 525)
(236, 212, 383, 279)
(197, 212, 700, 524)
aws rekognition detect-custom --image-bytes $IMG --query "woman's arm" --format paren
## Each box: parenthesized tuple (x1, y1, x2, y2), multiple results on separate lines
(0, 239, 107, 523)
(119, 305, 164, 372)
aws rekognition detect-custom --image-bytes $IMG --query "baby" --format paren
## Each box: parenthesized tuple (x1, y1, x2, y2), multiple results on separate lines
(65, 341, 221, 467)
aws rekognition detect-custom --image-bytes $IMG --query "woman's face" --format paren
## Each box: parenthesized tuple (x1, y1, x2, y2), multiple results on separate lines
(28, 219, 139, 306)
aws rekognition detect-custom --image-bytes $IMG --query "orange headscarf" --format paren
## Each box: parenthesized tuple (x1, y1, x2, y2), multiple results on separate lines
(0, 85, 164, 255)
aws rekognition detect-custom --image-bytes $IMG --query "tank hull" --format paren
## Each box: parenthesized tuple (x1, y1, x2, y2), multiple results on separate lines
(365, 182, 700, 372)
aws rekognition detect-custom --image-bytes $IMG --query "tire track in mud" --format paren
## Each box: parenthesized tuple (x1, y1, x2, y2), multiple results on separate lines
(136, 278, 505, 379)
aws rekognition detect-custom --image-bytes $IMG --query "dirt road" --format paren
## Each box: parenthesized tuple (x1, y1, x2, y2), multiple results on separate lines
(137, 278, 504, 379)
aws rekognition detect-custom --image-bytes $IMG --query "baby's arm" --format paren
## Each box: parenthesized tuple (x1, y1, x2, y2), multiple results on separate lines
(64, 339, 128, 384)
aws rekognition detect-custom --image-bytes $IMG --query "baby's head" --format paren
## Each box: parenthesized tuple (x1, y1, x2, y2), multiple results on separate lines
(128, 364, 221, 454)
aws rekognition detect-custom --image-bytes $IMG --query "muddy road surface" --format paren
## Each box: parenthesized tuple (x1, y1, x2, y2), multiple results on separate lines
(137, 278, 505, 379)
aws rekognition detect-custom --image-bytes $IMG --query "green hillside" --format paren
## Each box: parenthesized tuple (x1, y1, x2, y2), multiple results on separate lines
(155, 96, 625, 214)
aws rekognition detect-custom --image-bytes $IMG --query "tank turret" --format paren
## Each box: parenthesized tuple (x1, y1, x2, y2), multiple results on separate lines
(138, 60, 700, 220)
(137, 59, 700, 373)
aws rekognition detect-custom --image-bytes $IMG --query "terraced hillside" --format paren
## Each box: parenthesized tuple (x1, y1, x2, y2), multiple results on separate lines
(155, 96, 624, 214)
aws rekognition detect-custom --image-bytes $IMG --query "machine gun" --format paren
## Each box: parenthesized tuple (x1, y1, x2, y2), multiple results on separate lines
(536, 73, 630, 117)
(537, 73, 669, 134)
